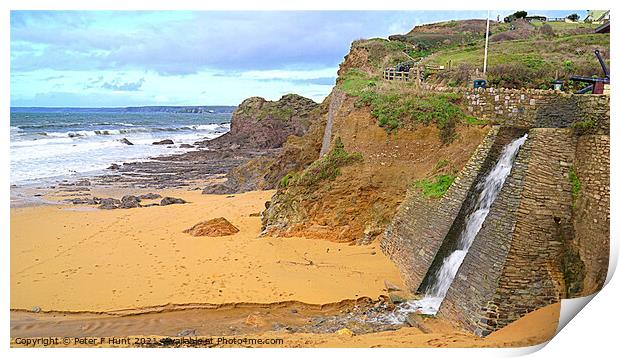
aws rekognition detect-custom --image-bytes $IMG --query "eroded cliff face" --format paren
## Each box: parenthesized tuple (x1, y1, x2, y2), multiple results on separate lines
(261, 92, 489, 243)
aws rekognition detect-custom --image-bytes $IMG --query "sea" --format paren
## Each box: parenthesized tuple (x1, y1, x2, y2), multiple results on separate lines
(10, 108, 233, 186)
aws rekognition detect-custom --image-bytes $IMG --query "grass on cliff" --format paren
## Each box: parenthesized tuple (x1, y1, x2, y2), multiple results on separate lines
(279, 137, 362, 188)
(414, 174, 456, 198)
(425, 33, 609, 89)
(339, 69, 473, 143)
(569, 167, 581, 208)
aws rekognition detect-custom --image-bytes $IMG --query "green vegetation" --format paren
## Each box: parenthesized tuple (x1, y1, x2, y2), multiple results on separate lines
(434, 159, 450, 171)
(571, 119, 596, 134)
(425, 33, 609, 89)
(280, 137, 362, 188)
(568, 167, 581, 207)
(414, 174, 456, 198)
(339, 68, 468, 142)
(257, 105, 293, 121)
(339, 69, 378, 97)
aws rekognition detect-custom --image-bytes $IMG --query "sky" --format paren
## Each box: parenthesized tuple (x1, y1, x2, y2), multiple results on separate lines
(10, 10, 586, 107)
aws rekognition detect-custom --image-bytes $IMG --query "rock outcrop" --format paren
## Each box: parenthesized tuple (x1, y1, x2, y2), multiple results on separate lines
(199, 94, 320, 150)
(183, 217, 240, 237)
(201, 94, 326, 194)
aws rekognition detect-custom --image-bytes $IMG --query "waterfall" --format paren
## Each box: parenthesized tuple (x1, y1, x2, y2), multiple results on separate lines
(384, 134, 528, 322)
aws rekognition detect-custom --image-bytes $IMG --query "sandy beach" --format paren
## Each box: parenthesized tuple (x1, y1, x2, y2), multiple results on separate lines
(10, 187, 560, 347)
(11, 189, 407, 312)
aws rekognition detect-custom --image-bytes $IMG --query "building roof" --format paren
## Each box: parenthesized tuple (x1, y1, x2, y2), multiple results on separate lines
(586, 10, 610, 22)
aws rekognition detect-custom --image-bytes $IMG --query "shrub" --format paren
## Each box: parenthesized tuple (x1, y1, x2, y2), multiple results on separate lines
(295, 137, 363, 186)
(568, 167, 581, 207)
(414, 174, 456, 198)
(571, 120, 596, 135)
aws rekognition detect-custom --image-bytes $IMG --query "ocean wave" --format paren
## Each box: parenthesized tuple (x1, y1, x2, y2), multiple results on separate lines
(35, 124, 229, 138)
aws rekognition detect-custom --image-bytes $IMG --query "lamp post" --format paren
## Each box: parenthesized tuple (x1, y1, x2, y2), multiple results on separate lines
(483, 10, 490, 74)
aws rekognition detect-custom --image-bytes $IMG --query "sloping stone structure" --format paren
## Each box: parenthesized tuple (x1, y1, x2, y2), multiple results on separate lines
(381, 91, 609, 336)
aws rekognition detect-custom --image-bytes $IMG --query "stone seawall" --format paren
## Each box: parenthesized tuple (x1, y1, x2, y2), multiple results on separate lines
(381, 126, 499, 289)
(425, 85, 610, 131)
(440, 129, 580, 336)
(381, 89, 610, 336)
(573, 134, 610, 295)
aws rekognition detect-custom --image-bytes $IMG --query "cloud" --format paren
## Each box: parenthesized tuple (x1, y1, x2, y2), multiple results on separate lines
(101, 78, 145, 91)
(10, 11, 425, 75)
(43, 75, 65, 81)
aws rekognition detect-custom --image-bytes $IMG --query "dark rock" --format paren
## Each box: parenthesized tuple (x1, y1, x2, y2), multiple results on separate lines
(99, 198, 121, 210)
(141, 203, 160, 207)
(264, 201, 271, 209)
(179, 144, 193, 148)
(138, 193, 162, 200)
(384, 280, 402, 292)
(177, 328, 196, 337)
(108, 163, 121, 170)
(119, 195, 141, 209)
(153, 139, 174, 145)
(160, 197, 186, 206)
(119, 138, 134, 145)
(388, 293, 407, 304)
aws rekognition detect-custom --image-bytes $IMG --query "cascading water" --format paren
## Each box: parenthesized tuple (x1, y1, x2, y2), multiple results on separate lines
(382, 134, 528, 323)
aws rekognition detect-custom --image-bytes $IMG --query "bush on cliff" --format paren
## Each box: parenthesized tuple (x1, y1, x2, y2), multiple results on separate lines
(280, 137, 362, 188)
(414, 174, 456, 198)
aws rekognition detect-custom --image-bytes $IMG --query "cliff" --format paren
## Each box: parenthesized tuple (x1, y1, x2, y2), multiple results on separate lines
(261, 39, 490, 243)
(201, 94, 326, 194)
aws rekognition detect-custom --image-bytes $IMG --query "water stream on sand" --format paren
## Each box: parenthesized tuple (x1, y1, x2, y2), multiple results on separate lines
(383, 134, 528, 323)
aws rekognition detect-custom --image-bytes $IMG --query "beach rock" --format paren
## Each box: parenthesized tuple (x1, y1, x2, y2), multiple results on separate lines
(107, 163, 121, 170)
(119, 138, 134, 145)
(405, 314, 431, 333)
(179, 144, 193, 148)
(176, 328, 196, 337)
(183, 217, 239, 237)
(160, 197, 186, 206)
(99, 198, 121, 210)
(119, 195, 141, 209)
(138, 193, 162, 200)
(153, 139, 174, 145)
(388, 293, 407, 305)
(67, 197, 101, 205)
(244, 314, 268, 327)
(335, 328, 354, 336)
(384, 280, 402, 292)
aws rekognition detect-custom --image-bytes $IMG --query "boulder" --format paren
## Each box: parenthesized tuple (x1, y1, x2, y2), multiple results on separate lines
(138, 193, 162, 200)
(388, 293, 407, 304)
(99, 198, 120, 210)
(183, 217, 239, 237)
(153, 139, 174, 145)
(160, 197, 186, 206)
(108, 163, 121, 170)
(335, 328, 354, 337)
(384, 280, 402, 292)
(179, 143, 193, 148)
(119, 138, 134, 145)
(119, 195, 141, 209)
